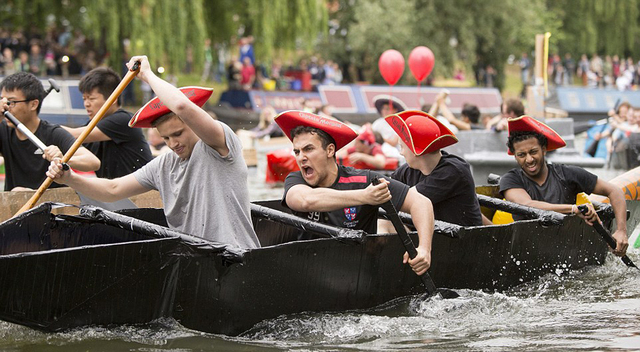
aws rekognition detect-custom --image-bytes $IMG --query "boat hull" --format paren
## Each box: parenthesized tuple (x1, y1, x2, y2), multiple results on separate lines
(0, 201, 612, 335)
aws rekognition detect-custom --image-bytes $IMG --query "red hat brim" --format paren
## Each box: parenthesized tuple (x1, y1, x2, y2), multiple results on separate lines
(385, 110, 458, 155)
(275, 110, 357, 151)
(507, 115, 566, 155)
(129, 86, 214, 128)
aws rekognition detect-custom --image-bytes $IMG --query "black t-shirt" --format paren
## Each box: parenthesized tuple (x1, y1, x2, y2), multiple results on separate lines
(392, 151, 483, 226)
(85, 109, 152, 179)
(499, 163, 598, 220)
(282, 165, 410, 237)
(0, 119, 75, 190)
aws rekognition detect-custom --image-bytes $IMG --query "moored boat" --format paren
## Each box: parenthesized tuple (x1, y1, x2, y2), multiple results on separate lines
(0, 189, 619, 336)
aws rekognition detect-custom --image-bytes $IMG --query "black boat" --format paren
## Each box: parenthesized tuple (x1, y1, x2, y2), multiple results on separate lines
(0, 191, 617, 336)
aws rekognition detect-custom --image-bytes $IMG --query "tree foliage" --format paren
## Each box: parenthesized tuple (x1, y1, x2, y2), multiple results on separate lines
(322, 0, 639, 88)
(2, 0, 640, 89)
(0, 0, 327, 72)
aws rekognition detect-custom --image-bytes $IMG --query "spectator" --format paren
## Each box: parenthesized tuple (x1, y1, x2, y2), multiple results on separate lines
(227, 56, 242, 90)
(332, 62, 343, 84)
(44, 48, 57, 76)
(552, 54, 563, 86)
(240, 57, 255, 91)
(237, 106, 283, 142)
(440, 102, 483, 131)
(603, 55, 613, 87)
(201, 38, 214, 82)
(486, 98, 524, 132)
(371, 95, 407, 153)
(424, 90, 459, 134)
(590, 53, 603, 87)
(485, 65, 496, 87)
(239, 36, 255, 66)
(520, 52, 531, 96)
(336, 124, 387, 170)
(15, 51, 29, 72)
(28, 43, 44, 76)
(563, 53, 575, 85)
(612, 55, 621, 81)
(578, 54, 590, 86)
(1, 47, 16, 75)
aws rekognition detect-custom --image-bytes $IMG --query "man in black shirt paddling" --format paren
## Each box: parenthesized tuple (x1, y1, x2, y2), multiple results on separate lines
(499, 115, 628, 256)
(0, 72, 100, 191)
(62, 67, 152, 178)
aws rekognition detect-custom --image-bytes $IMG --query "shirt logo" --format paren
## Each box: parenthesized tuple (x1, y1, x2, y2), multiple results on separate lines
(344, 207, 357, 221)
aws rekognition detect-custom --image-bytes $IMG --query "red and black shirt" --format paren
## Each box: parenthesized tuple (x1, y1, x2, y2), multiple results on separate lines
(282, 165, 409, 238)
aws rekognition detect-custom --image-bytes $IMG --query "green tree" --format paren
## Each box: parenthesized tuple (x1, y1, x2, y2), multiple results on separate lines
(550, 0, 640, 59)
(0, 0, 327, 73)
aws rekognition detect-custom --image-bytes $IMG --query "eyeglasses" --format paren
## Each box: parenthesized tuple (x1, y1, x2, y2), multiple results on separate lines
(3, 99, 33, 108)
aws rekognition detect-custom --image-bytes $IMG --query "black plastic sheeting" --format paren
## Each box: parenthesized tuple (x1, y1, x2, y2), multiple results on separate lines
(0, 201, 615, 335)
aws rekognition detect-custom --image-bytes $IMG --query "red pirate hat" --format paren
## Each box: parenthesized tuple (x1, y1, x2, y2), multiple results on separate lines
(275, 110, 358, 150)
(385, 110, 458, 155)
(507, 115, 566, 155)
(356, 125, 376, 145)
(129, 86, 214, 128)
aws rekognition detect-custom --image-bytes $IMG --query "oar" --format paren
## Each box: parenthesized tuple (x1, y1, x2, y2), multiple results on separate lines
(477, 194, 565, 225)
(251, 203, 365, 241)
(3, 111, 47, 152)
(14, 61, 141, 216)
(372, 178, 458, 299)
(578, 204, 638, 269)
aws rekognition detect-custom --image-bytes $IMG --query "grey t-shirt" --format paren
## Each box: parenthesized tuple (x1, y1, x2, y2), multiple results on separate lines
(133, 123, 260, 249)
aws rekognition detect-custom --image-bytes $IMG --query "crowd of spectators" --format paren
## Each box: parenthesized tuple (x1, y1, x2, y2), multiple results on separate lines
(0, 26, 104, 78)
(590, 102, 640, 170)
(519, 52, 640, 92)
(218, 36, 344, 93)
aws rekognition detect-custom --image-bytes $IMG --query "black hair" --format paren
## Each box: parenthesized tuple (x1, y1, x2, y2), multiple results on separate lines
(461, 104, 480, 124)
(290, 125, 337, 151)
(79, 67, 122, 105)
(507, 131, 547, 154)
(0, 72, 46, 114)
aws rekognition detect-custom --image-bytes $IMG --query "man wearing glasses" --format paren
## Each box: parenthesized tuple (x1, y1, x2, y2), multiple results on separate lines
(0, 72, 99, 191)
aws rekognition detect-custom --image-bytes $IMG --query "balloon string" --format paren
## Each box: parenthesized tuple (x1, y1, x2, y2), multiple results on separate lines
(389, 86, 393, 115)
(417, 81, 421, 108)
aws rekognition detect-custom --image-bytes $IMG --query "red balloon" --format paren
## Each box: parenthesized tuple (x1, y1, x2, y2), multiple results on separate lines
(378, 49, 405, 85)
(408, 46, 435, 82)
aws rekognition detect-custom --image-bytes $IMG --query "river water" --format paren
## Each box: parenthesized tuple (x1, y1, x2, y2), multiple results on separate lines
(1, 158, 640, 350)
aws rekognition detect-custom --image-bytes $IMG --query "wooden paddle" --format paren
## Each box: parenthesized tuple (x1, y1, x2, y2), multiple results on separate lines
(14, 61, 140, 216)
(372, 178, 458, 298)
(578, 204, 638, 269)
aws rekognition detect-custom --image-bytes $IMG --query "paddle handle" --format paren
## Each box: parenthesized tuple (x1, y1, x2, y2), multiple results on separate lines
(372, 178, 437, 295)
(578, 205, 637, 269)
(3, 111, 47, 151)
(15, 61, 140, 216)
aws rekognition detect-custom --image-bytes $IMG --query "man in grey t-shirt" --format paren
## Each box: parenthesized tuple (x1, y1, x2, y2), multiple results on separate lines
(47, 55, 259, 249)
